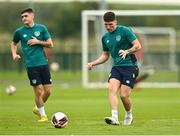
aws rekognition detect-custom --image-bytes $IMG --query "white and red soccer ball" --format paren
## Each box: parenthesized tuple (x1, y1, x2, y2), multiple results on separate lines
(51, 112, 68, 128)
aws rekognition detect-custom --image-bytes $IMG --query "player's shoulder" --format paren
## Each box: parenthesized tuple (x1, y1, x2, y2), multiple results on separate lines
(102, 32, 109, 37)
(118, 25, 134, 36)
(35, 23, 47, 29)
(14, 26, 25, 34)
(102, 32, 109, 41)
(117, 25, 131, 31)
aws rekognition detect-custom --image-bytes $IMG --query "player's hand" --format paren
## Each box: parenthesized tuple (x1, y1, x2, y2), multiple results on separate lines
(27, 36, 39, 45)
(87, 63, 93, 70)
(118, 49, 129, 59)
(13, 54, 21, 61)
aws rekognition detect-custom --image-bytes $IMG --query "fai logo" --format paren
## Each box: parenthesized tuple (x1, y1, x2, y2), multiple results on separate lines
(106, 40, 109, 43)
(34, 31, 40, 37)
(32, 79, 37, 84)
(133, 73, 135, 78)
(50, 78, 52, 83)
(116, 35, 121, 42)
(126, 80, 130, 84)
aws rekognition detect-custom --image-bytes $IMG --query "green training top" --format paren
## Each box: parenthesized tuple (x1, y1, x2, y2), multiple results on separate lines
(102, 25, 138, 67)
(12, 23, 51, 68)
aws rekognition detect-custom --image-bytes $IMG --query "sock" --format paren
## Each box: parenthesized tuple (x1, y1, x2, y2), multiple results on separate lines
(38, 106, 46, 117)
(111, 110, 118, 120)
(126, 110, 132, 117)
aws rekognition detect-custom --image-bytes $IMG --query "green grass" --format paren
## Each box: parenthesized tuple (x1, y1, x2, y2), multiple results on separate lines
(0, 81, 180, 135)
(0, 71, 180, 135)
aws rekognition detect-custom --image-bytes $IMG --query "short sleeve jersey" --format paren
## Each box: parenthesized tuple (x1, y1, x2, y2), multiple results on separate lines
(102, 25, 138, 67)
(12, 23, 51, 67)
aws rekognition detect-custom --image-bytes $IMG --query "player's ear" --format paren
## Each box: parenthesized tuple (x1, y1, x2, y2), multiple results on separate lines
(114, 20, 117, 25)
(31, 13, 35, 19)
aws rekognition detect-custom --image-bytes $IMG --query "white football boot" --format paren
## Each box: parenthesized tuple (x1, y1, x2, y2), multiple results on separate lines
(123, 114, 133, 125)
(105, 117, 120, 125)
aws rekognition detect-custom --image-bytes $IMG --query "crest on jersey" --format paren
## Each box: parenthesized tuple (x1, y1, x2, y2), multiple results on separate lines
(116, 35, 121, 42)
(34, 31, 40, 37)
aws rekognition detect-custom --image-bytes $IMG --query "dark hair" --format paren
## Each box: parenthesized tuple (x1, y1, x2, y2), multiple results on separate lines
(21, 8, 34, 14)
(103, 11, 116, 22)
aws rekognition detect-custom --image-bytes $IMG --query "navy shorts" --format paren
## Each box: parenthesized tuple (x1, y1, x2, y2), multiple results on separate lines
(26, 65, 52, 86)
(108, 66, 139, 89)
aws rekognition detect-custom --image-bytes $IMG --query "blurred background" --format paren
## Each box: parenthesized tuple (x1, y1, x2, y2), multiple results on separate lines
(0, 0, 180, 88)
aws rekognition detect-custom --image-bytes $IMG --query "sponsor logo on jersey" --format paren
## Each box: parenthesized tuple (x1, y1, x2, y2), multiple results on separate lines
(23, 34, 27, 38)
(34, 31, 40, 37)
(106, 40, 109, 43)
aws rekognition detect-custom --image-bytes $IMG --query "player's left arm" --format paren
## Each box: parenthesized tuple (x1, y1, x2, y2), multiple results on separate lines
(127, 39, 141, 54)
(119, 39, 141, 59)
(27, 36, 54, 48)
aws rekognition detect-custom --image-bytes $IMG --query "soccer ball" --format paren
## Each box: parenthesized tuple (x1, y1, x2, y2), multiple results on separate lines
(6, 85, 16, 95)
(50, 62, 60, 72)
(51, 112, 68, 128)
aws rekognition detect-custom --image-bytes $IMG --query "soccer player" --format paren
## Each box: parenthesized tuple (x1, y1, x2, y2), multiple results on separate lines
(87, 11, 141, 125)
(10, 8, 53, 122)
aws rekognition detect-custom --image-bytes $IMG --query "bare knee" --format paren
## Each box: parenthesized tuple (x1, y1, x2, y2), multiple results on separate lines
(45, 88, 52, 95)
(120, 91, 130, 100)
(108, 84, 116, 92)
(43, 85, 52, 95)
(34, 86, 43, 97)
(120, 95, 129, 100)
(108, 78, 121, 94)
(120, 85, 131, 99)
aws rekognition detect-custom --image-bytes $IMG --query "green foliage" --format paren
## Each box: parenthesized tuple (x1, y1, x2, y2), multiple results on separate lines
(0, 2, 180, 38)
(0, 2, 98, 38)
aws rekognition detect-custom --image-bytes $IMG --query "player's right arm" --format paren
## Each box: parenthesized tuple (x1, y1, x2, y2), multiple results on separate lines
(10, 42, 21, 61)
(87, 51, 109, 70)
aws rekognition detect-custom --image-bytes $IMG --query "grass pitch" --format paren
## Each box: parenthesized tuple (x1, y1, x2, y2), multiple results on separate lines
(0, 81, 180, 135)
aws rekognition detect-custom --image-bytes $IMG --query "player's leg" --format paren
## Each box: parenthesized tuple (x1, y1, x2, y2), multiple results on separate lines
(108, 78, 120, 117)
(105, 78, 120, 125)
(34, 84, 52, 122)
(120, 66, 139, 125)
(32, 85, 43, 118)
(27, 67, 42, 119)
(42, 84, 52, 103)
(33, 85, 44, 107)
(41, 65, 52, 103)
(27, 66, 48, 122)
(36, 65, 52, 122)
(33, 85, 48, 122)
(120, 85, 133, 125)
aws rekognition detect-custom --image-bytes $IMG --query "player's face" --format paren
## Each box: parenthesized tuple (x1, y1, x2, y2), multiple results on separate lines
(104, 20, 117, 32)
(21, 12, 34, 26)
